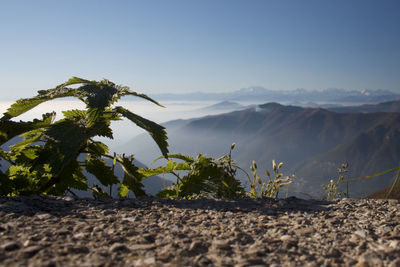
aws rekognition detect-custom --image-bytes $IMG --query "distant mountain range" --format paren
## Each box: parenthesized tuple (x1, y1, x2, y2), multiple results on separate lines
(149, 87, 400, 104)
(123, 100, 400, 198)
(197, 101, 246, 111)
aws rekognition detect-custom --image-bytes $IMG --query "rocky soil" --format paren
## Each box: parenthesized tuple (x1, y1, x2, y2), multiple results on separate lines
(0, 195, 399, 267)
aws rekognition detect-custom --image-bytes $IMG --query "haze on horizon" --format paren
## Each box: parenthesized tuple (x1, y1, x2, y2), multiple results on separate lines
(1, 0, 399, 100)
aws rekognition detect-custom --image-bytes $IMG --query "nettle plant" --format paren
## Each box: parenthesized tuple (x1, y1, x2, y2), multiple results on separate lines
(139, 144, 246, 199)
(0, 77, 168, 197)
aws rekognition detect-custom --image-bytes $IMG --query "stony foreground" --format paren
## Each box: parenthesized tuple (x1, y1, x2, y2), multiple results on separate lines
(0, 196, 399, 267)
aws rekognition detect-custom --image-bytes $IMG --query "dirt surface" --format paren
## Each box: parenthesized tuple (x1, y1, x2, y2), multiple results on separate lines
(0, 195, 399, 266)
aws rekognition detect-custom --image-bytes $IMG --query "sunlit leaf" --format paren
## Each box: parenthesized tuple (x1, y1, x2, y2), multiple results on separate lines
(115, 106, 168, 157)
(118, 184, 130, 197)
(0, 112, 55, 145)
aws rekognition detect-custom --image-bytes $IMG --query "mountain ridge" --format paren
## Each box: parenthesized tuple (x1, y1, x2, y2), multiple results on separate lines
(124, 100, 400, 198)
(148, 87, 400, 104)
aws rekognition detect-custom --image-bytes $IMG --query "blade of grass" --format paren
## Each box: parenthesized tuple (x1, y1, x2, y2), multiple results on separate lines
(337, 166, 400, 184)
(385, 171, 400, 199)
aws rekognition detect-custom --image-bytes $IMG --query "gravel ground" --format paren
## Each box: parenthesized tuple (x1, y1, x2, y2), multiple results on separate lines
(0, 195, 399, 267)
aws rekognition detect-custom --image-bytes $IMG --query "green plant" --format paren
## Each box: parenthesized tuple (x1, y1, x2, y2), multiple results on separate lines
(0, 77, 168, 197)
(322, 163, 400, 200)
(248, 159, 294, 198)
(322, 162, 349, 200)
(139, 143, 245, 198)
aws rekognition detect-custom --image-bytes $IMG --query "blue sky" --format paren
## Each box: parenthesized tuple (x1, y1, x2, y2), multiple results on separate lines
(1, 0, 399, 99)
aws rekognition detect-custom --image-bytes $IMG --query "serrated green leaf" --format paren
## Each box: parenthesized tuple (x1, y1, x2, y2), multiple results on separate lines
(0, 148, 10, 162)
(87, 118, 114, 139)
(156, 187, 177, 198)
(118, 184, 130, 197)
(85, 156, 119, 186)
(138, 160, 191, 179)
(56, 77, 93, 88)
(11, 146, 40, 164)
(115, 106, 169, 157)
(0, 112, 55, 145)
(137, 167, 166, 178)
(118, 155, 146, 197)
(62, 109, 87, 119)
(9, 129, 43, 154)
(86, 141, 109, 156)
(116, 86, 165, 108)
(46, 160, 88, 194)
(103, 109, 122, 121)
(3, 87, 77, 119)
(153, 154, 194, 163)
(32, 119, 88, 182)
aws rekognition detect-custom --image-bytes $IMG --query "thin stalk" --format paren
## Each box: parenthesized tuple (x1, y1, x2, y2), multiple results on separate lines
(337, 166, 400, 184)
(385, 171, 400, 199)
(67, 189, 78, 198)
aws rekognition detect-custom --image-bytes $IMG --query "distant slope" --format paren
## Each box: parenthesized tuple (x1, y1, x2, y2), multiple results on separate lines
(367, 182, 400, 200)
(199, 101, 244, 111)
(328, 100, 400, 113)
(294, 114, 400, 197)
(123, 102, 400, 198)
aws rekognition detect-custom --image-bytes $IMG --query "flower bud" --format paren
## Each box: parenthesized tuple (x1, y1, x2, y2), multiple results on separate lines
(278, 162, 283, 169)
(230, 143, 236, 151)
(252, 160, 257, 169)
(256, 174, 262, 185)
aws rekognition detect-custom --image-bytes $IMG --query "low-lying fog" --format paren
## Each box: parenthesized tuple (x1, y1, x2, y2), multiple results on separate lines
(0, 98, 261, 151)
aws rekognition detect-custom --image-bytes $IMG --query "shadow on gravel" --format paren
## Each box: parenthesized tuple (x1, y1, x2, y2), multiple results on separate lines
(0, 196, 88, 218)
(138, 196, 335, 215)
(0, 195, 335, 219)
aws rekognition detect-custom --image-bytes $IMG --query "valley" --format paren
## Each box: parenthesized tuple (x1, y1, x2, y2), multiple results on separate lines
(122, 100, 400, 198)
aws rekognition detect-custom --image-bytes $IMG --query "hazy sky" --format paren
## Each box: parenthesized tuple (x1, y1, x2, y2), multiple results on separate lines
(1, 0, 399, 99)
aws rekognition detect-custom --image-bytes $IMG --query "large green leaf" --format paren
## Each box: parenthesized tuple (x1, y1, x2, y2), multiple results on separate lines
(115, 106, 169, 157)
(9, 129, 44, 155)
(45, 160, 88, 195)
(154, 154, 194, 163)
(62, 108, 115, 139)
(86, 141, 109, 157)
(118, 184, 130, 197)
(10, 146, 41, 166)
(62, 109, 87, 120)
(0, 112, 55, 145)
(85, 156, 119, 186)
(118, 155, 146, 197)
(56, 77, 93, 88)
(32, 119, 88, 186)
(139, 160, 190, 178)
(112, 84, 165, 108)
(2, 88, 77, 119)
